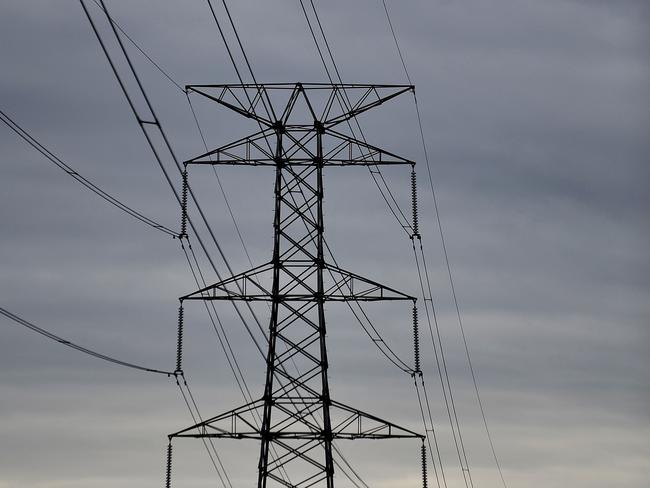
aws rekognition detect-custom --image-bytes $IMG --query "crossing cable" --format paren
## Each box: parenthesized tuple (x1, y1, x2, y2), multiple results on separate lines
(307, 0, 413, 235)
(93, 2, 356, 486)
(92, 0, 256, 270)
(191, 4, 408, 477)
(279, 174, 413, 374)
(298, 1, 413, 237)
(185, 95, 256, 270)
(89, 0, 184, 93)
(381, 2, 509, 487)
(0, 306, 174, 375)
(294, 2, 415, 373)
(174, 372, 232, 488)
(298, 1, 419, 370)
(197, 4, 396, 485)
(185, 90, 374, 488)
(413, 377, 443, 488)
(82, 3, 386, 484)
(206, 0, 413, 381)
(77, 2, 268, 483)
(91, 0, 256, 270)
(80, 0, 272, 361)
(0, 109, 177, 238)
(180, 237, 297, 484)
(173, 303, 233, 488)
(182, 235, 367, 488)
(413, 240, 473, 488)
(79, 5, 295, 484)
(212, 0, 276, 120)
(203, 0, 276, 136)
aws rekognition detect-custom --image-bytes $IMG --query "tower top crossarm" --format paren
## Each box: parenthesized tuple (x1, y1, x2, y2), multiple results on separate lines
(185, 82, 414, 130)
(184, 83, 415, 168)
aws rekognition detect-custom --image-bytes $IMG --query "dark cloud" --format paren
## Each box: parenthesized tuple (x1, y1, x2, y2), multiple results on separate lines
(1, 0, 648, 487)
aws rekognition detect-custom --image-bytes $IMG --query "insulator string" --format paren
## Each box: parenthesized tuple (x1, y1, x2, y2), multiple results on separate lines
(180, 168, 188, 239)
(175, 302, 185, 373)
(422, 442, 429, 488)
(165, 441, 173, 488)
(413, 304, 421, 375)
(411, 166, 420, 239)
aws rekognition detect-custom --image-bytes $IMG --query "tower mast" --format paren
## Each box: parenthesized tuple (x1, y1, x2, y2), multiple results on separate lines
(170, 82, 422, 486)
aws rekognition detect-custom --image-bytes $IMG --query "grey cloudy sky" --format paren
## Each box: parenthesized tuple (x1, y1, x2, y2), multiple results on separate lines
(1, 1, 648, 487)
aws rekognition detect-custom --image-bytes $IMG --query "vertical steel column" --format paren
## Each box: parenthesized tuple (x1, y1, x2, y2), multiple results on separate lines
(315, 120, 335, 487)
(257, 122, 285, 488)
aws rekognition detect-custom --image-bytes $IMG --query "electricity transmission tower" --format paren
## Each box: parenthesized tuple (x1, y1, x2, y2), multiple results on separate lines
(170, 83, 423, 487)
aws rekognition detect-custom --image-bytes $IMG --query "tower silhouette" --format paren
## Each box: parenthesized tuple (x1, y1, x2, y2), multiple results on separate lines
(170, 83, 423, 487)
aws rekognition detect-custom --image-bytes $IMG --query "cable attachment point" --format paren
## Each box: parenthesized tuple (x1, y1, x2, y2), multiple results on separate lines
(175, 303, 184, 374)
(179, 168, 189, 239)
(421, 441, 428, 488)
(165, 440, 173, 488)
(413, 305, 421, 376)
(410, 166, 420, 240)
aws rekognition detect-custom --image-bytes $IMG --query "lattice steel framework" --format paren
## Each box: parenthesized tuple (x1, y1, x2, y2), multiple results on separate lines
(170, 83, 423, 487)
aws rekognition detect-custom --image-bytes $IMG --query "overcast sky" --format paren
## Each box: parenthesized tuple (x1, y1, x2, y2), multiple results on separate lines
(1, 1, 648, 487)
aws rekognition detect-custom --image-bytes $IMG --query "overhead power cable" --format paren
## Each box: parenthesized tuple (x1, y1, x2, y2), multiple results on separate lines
(89, 0, 184, 93)
(196, 3, 392, 485)
(80, 0, 271, 360)
(299, 0, 413, 237)
(0, 306, 173, 375)
(175, 372, 233, 488)
(0, 109, 178, 238)
(81, 2, 293, 483)
(295, 1, 414, 374)
(79, 2, 389, 484)
(380, 2, 509, 487)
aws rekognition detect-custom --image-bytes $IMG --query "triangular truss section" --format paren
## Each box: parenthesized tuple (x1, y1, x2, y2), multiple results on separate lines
(185, 126, 413, 167)
(170, 398, 422, 441)
(186, 83, 414, 131)
(181, 262, 415, 302)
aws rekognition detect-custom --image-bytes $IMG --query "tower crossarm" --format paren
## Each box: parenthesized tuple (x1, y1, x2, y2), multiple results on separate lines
(169, 398, 423, 441)
(180, 262, 415, 302)
(186, 85, 275, 127)
(185, 128, 276, 166)
(184, 128, 413, 167)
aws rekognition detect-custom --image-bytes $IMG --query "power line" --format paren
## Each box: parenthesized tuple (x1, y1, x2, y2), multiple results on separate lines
(380, 2, 509, 486)
(175, 373, 233, 488)
(297, 1, 415, 373)
(299, 0, 414, 237)
(413, 242, 473, 488)
(0, 306, 173, 375)
(0, 109, 178, 238)
(194, 5, 404, 485)
(79, 2, 410, 484)
(89, 0, 184, 93)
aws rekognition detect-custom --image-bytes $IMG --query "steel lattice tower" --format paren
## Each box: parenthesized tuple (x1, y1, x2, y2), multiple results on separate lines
(170, 83, 423, 487)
